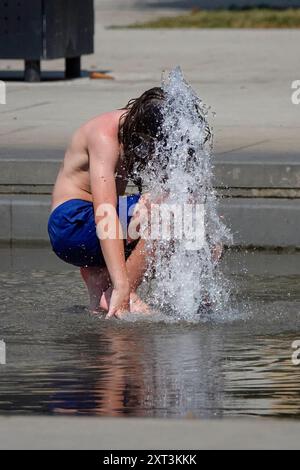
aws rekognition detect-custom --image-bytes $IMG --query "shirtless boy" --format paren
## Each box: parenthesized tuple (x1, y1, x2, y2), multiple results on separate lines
(48, 88, 164, 319)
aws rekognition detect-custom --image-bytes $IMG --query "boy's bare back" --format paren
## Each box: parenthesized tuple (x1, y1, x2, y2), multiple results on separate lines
(51, 109, 126, 211)
(49, 87, 164, 318)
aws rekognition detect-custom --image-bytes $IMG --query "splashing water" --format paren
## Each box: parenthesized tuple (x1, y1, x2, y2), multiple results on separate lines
(137, 67, 232, 320)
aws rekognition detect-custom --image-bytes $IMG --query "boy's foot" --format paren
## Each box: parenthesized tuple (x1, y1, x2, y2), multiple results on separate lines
(99, 287, 112, 312)
(100, 289, 151, 317)
(129, 292, 151, 315)
(80, 267, 110, 313)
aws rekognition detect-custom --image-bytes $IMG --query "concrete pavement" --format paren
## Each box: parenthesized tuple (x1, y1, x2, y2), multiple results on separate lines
(0, 416, 300, 449)
(0, 5, 299, 247)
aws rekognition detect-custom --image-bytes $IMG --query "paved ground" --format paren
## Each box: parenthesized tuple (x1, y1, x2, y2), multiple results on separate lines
(1, 27, 299, 161)
(0, 3, 299, 246)
(1, 2, 299, 161)
(0, 416, 300, 449)
(94, 0, 184, 27)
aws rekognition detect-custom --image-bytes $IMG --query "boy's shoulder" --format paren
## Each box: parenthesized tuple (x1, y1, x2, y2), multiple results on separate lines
(70, 110, 124, 161)
(81, 110, 124, 139)
(67, 109, 125, 159)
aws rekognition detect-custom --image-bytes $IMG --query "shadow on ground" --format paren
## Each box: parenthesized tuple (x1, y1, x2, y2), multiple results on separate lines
(0, 70, 112, 82)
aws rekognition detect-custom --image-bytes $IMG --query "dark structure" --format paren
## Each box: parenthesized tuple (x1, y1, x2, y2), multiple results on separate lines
(0, 0, 94, 82)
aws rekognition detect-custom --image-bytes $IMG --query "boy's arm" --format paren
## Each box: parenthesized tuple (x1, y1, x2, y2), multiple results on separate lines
(100, 239, 153, 315)
(88, 133, 129, 317)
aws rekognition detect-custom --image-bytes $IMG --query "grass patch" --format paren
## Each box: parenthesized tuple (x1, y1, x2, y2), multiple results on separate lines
(125, 8, 300, 29)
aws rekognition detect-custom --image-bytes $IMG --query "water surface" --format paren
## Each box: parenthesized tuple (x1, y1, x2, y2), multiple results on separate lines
(0, 247, 300, 419)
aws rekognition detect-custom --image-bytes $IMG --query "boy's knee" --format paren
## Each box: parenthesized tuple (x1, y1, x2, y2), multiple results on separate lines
(139, 193, 152, 215)
(139, 192, 151, 205)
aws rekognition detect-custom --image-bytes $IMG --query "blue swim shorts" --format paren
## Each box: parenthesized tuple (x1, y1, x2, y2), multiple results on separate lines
(48, 195, 141, 268)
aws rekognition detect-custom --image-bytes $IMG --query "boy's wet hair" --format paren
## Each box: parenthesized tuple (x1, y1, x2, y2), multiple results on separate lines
(119, 87, 165, 190)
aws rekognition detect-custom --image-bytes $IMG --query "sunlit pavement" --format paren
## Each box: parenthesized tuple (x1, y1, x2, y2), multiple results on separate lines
(0, 3, 299, 246)
(0, 417, 300, 449)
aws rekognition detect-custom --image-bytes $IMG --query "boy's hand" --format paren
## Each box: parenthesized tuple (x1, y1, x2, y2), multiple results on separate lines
(105, 283, 130, 319)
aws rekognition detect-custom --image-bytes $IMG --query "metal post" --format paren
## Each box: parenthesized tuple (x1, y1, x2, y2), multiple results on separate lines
(24, 60, 41, 82)
(65, 56, 81, 79)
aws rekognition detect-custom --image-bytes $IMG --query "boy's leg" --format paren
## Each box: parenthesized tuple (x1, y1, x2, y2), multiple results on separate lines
(126, 238, 154, 293)
(80, 266, 110, 313)
(124, 194, 157, 314)
(125, 237, 156, 315)
(82, 194, 155, 315)
(97, 237, 154, 316)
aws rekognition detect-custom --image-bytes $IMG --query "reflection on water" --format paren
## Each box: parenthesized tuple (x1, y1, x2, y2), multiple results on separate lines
(0, 248, 300, 418)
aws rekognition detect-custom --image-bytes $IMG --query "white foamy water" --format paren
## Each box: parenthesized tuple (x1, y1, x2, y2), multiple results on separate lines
(138, 67, 232, 320)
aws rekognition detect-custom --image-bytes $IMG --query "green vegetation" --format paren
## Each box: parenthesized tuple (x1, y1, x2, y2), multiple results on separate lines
(125, 8, 300, 29)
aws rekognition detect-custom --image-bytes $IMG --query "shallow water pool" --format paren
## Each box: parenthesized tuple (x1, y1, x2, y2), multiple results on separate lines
(0, 247, 300, 418)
